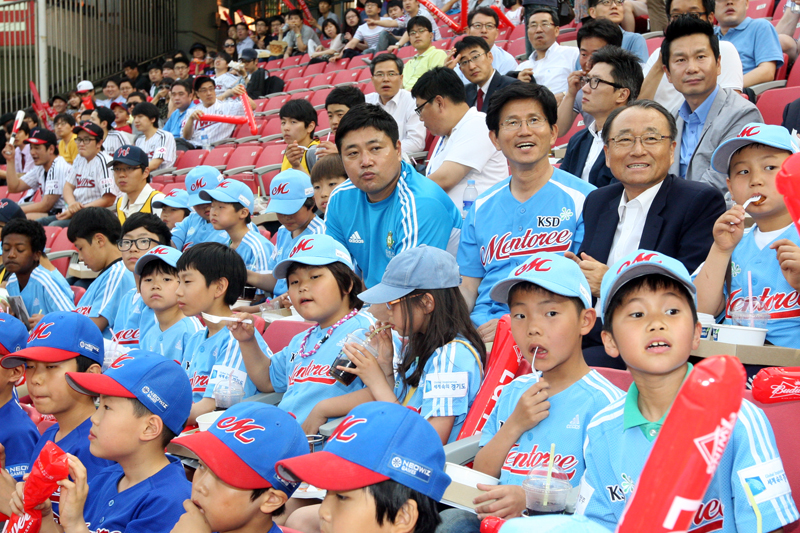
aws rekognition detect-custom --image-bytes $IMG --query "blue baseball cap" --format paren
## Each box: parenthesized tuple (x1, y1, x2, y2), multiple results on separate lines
(66, 351, 192, 435)
(199, 179, 254, 210)
(598, 249, 696, 323)
(272, 234, 353, 279)
(171, 403, 308, 494)
(1, 311, 104, 368)
(0, 198, 25, 224)
(265, 169, 314, 215)
(185, 166, 224, 207)
(0, 313, 28, 355)
(134, 245, 182, 276)
(276, 402, 452, 500)
(358, 245, 461, 304)
(499, 515, 612, 533)
(490, 252, 592, 308)
(152, 188, 190, 209)
(711, 123, 800, 173)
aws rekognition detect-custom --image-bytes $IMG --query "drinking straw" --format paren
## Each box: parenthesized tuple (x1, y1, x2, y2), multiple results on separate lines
(743, 481, 763, 533)
(748, 271, 754, 327)
(543, 443, 556, 506)
(326, 131, 331, 142)
(365, 324, 393, 341)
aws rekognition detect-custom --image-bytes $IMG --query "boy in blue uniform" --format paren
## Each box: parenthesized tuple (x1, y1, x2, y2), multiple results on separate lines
(3, 219, 75, 326)
(0, 312, 114, 521)
(135, 245, 203, 365)
(169, 403, 309, 533)
(696, 124, 800, 349)
(458, 83, 596, 342)
(200, 178, 274, 274)
(438, 253, 623, 531)
(0, 313, 39, 484)
(152, 188, 190, 230)
(19, 352, 192, 533)
(68, 207, 135, 339)
(175, 242, 271, 424)
(170, 166, 226, 251)
(576, 249, 799, 531)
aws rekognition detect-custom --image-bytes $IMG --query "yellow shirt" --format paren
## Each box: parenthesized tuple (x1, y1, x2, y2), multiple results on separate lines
(281, 138, 321, 174)
(403, 46, 447, 91)
(59, 134, 79, 164)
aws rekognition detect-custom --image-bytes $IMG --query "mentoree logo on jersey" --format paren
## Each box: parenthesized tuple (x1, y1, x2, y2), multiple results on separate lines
(112, 328, 139, 345)
(726, 288, 800, 319)
(502, 444, 579, 479)
(480, 229, 572, 266)
(288, 360, 337, 386)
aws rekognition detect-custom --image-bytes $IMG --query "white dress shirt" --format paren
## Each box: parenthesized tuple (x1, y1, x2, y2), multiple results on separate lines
(608, 180, 664, 266)
(516, 42, 580, 95)
(581, 122, 605, 183)
(365, 89, 426, 153)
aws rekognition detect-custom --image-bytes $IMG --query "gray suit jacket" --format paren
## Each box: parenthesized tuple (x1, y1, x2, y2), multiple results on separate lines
(669, 87, 762, 193)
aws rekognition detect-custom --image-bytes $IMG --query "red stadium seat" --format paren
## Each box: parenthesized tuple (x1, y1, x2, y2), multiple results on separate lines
(310, 88, 334, 108)
(775, 54, 790, 81)
(282, 56, 303, 67)
(259, 227, 271, 240)
(203, 145, 235, 169)
(509, 23, 526, 41)
(262, 319, 313, 351)
(646, 36, 664, 55)
(49, 230, 78, 277)
(309, 72, 337, 89)
(505, 37, 527, 59)
(284, 76, 313, 93)
(151, 174, 175, 184)
(44, 226, 62, 250)
(788, 58, 800, 87)
(257, 94, 291, 115)
(432, 39, 451, 50)
(151, 182, 165, 191)
(162, 182, 186, 194)
(555, 115, 585, 147)
(0, 185, 7, 199)
(746, 0, 770, 17)
(362, 81, 376, 95)
(288, 89, 312, 100)
(592, 367, 633, 391)
(396, 45, 417, 59)
(324, 57, 351, 73)
(223, 145, 265, 174)
(225, 173, 259, 194)
(282, 65, 307, 80)
(70, 285, 86, 305)
(171, 149, 209, 175)
(260, 167, 282, 194)
(261, 117, 283, 138)
(316, 109, 330, 130)
(302, 62, 326, 76)
(357, 68, 372, 82)
(332, 69, 362, 86)
(757, 86, 800, 125)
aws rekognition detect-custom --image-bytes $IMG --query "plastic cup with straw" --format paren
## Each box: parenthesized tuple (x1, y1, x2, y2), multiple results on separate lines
(543, 443, 556, 506)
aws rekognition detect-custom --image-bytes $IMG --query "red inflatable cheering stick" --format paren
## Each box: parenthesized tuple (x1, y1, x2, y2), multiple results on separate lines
(615, 355, 746, 533)
(6, 441, 69, 533)
(241, 93, 258, 135)
(8, 110, 25, 144)
(752, 367, 800, 403)
(776, 152, 800, 238)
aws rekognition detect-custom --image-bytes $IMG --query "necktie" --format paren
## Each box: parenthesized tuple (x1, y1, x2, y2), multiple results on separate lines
(476, 89, 484, 111)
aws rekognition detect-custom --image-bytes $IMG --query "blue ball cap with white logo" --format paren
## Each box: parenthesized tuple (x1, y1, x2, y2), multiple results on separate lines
(272, 234, 354, 279)
(275, 401, 452, 500)
(171, 403, 308, 494)
(152, 188, 190, 209)
(711, 123, 799, 174)
(199, 178, 254, 210)
(0, 311, 104, 368)
(0, 313, 28, 356)
(65, 351, 192, 435)
(358, 245, 461, 304)
(265, 169, 315, 215)
(185, 166, 224, 207)
(597, 249, 696, 323)
(134, 245, 182, 276)
(489, 252, 592, 308)
(499, 515, 612, 533)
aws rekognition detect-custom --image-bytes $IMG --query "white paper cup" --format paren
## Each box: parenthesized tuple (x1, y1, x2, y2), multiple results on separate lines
(197, 411, 223, 431)
(445, 463, 499, 489)
(712, 324, 768, 346)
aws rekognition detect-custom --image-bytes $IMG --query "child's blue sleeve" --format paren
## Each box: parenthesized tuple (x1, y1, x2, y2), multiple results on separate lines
(575, 434, 619, 531)
(268, 345, 291, 393)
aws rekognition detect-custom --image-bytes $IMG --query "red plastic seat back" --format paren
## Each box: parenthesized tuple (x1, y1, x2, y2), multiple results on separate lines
(262, 321, 313, 352)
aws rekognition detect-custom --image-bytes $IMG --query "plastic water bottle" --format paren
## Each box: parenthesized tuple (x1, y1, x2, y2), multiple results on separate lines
(200, 131, 210, 150)
(462, 179, 478, 219)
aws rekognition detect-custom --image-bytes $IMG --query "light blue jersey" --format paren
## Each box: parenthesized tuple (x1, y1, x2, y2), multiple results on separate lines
(269, 217, 326, 295)
(185, 326, 272, 403)
(270, 310, 377, 423)
(393, 338, 483, 444)
(111, 288, 156, 353)
(139, 316, 204, 366)
(458, 169, 595, 326)
(6, 265, 75, 315)
(231, 228, 274, 273)
(74, 260, 135, 339)
(171, 212, 228, 251)
(723, 224, 800, 348)
(576, 384, 799, 531)
(326, 161, 462, 288)
(480, 371, 623, 487)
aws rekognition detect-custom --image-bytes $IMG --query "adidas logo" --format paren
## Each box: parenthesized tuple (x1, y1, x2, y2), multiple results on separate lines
(566, 415, 580, 430)
(349, 231, 364, 244)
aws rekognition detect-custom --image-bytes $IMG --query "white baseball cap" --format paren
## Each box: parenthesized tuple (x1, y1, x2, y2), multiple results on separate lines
(77, 80, 94, 92)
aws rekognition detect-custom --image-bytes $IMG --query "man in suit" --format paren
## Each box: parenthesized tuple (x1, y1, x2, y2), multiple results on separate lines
(560, 46, 642, 188)
(240, 48, 284, 99)
(664, 16, 761, 194)
(456, 37, 520, 113)
(566, 100, 726, 367)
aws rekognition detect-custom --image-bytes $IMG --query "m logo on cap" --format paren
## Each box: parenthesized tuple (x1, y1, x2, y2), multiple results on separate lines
(617, 252, 660, 274)
(190, 179, 207, 192)
(739, 126, 761, 138)
(272, 183, 289, 196)
(165, 190, 178, 198)
(218, 181, 230, 189)
(216, 416, 265, 444)
(110, 354, 135, 369)
(0, 201, 8, 208)
(290, 238, 314, 257)
(28, 322, 55, 342)
(514, 258, 552, 276)
(328, 415, 366, 443)
(117, 147, 131, 157)
(150, 247, 169, 255)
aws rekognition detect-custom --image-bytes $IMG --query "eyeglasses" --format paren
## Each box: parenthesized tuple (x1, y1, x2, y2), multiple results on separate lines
(458, 52, 487, 67)
(669, 10, 707, 20)
(415, 97, 434, 116)
(470, 22, 497, 30)
(197, 86, 216, 94)
(75, 137, 96, 144)
(580, 76, 624, 90)
(408, 29, 429, 36)
(112, 164, 143, 174)
(224, 43, 236, 47)
(596, 0, 625, 5)
(117, 237, 158, 251)
(527, 21, 555, 30)
(609, 133, 672, 148)
(385, 293, 423, 310)
(373, 72, 400, 79)
(500, 116, 547, 130)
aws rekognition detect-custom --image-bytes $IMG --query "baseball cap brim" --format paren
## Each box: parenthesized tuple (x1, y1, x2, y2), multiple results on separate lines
(65, 372, 137, 398)
(134, 253, 172, 276)
(107, 156, 145, 168)
(199, 188, 239, 205)
(357, 282, 414, 305)
(187, 192, 210, 207)
(1, 347, 84, 369)
(276, 451, 389, 491)
(171, 430, 274, 490)
(711, 136, 796, 173)
(273, 253, 350, 280)
(600, 263, 696, 319)
(264, 197, 306, 215)
(153, 198, 187, 209)
(490, 277, 587, 307)
(25, 138, 49, 145)
(72, 124, 101, 137)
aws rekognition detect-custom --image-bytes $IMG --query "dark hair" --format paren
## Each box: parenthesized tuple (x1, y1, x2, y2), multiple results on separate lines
(577, 18, 624, 48)
(387, 0, 403, 9)
(103, 77, 121, 89)
(119, 78, 134, 89)
(270, 14, 285, 25)
(236, 21, 248, 29)
(364, 0, 382, 8)
(485, 82, 557, 133)
(128, 398, 179, 448)
(1, 218, 46, 254)
(468, 6, 499, 25)
(343, 8, 362, 34)
(176, 242, 246, 306)
(24, 110, 39, 126)
(410, 67, 466, 105)
(322, 18, 341, 36)
(310, 154, 347, 184)
(590, 46, 643, 101)
(529, 6, 558, 25)
(139, 257, 180, 281)
(286, 261, 364, 309)
(217, 51, 232, 63)
(367, 479, 440, 532)
(601, 99, 677, 145)
(370, 53, 404, 75)
(148, 62, 162, 72)
(131, 102, 160, 126)
(507, 281, 585, 315)
(407, 15, 432, 33)
(75, 355, 100, 372)
(94, 106, 116, 131)
(396, 287, 486, 393)
(661, 15, 720, 70)
(15, 121, 31, 137)
(665, 0, 714, 20)
(54, 113, 76, 127)
(171, 79, 193, 95)
(603, 274, 698, 332)
(67, 207, 123, 244)
(255, 16, 269, 25)
(127, 91, 148, 103)
(173, 56, 190, 68)
(287, 9, 303, 19)
(249, 488, 286, 516)
(335, 103, 399, 152)
(229, 201, 253, 225)
(79, 110, 93, 121)
(325, 86, 366, 110)
(122, 59, 139, 70)
(454, 35, 491, 56)
(279, 99, 317, 134)
(120, 212, 172, 245)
